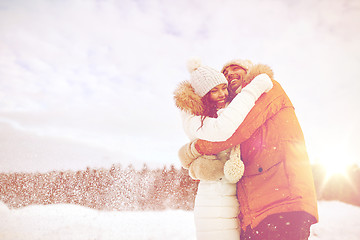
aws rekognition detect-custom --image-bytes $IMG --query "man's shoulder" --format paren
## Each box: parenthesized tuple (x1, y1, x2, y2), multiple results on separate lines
(250, 79, 293, 115)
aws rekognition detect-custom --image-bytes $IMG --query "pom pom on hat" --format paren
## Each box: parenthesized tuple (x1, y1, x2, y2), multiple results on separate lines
(187, 57, 228, 98)
(187, 57, 202, 73)
(224, 144, 245, 183)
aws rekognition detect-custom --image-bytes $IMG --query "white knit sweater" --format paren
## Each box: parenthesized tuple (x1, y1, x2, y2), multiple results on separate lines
(181, 73, 272, 142)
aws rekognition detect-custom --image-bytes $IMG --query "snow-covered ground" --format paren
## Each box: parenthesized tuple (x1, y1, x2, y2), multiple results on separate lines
(0, 201, 359, 240)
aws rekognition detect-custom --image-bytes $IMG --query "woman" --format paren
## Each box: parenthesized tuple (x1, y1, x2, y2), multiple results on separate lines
(174, 58, 272, 240)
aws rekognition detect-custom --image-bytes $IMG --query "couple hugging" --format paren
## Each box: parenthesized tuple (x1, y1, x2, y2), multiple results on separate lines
(174, 58, 318, 240)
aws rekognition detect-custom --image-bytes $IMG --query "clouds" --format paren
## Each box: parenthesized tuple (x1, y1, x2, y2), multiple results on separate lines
(0, 0, 360, 171)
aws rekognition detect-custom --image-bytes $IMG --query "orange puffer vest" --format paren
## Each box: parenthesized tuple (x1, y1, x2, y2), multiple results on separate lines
(195, 66, 319, 230)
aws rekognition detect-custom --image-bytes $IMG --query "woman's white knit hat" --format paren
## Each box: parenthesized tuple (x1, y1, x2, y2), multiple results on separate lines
(221, 59, 253, 74)
(187, 58, 228, 98)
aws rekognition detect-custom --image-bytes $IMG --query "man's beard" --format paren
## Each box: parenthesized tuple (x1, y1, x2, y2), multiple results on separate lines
(235, 85, 242, 94)
(228, 74, 243, 95)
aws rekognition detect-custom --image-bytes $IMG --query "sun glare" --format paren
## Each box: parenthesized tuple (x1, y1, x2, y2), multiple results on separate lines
(323, 158, 349, 176)
(317, 150, 356, 177)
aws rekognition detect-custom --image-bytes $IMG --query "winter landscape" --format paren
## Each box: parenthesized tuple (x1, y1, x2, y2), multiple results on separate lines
(0, 200, 360, 240)
(1, 0, 360, 239)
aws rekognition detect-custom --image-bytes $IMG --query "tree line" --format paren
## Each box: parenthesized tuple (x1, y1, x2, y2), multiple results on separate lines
(0, 163, 359, 211)
(0, 164, 198, 211)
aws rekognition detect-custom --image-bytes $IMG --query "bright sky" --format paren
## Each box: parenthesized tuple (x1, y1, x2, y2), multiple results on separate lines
(0, 0, 360, 171)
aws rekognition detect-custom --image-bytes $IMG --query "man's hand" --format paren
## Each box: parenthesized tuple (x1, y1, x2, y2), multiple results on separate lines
(178, 140, 201, 169)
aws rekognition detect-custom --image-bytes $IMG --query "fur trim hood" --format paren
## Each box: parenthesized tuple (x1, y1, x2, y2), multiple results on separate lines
(174, 80, 204, 116)
(243, 63, 274, 87)
(173, 64, 274, 116)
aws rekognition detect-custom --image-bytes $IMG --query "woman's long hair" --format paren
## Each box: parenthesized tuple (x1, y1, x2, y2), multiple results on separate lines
(198, 92, 221, 129)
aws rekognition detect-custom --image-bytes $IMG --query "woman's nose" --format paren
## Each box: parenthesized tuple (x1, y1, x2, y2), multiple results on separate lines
(219, 89, 226, 97)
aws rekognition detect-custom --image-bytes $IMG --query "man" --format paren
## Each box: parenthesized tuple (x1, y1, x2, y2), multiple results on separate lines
(222, 59, 253, 98)
(183, 59, 319, 239)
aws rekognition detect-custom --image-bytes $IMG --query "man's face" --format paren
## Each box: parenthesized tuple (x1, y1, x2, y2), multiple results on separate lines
(223, 65, 247, 94)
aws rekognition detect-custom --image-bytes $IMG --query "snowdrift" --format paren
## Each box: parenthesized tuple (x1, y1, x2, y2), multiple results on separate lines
(1, 201, 360, 240)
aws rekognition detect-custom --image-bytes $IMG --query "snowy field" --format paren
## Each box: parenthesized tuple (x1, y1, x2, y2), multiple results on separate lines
(0, 201, 359, 240)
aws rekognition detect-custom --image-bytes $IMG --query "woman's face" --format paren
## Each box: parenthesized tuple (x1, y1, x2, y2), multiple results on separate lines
(208, 83, 229, 109)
